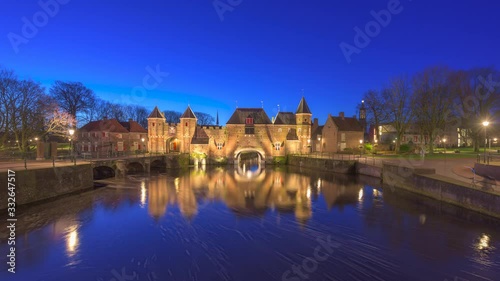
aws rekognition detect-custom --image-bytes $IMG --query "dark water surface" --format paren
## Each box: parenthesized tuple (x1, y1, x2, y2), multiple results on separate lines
(1, 166, 499, 281)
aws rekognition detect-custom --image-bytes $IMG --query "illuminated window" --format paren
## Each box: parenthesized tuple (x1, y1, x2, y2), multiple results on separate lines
(275, 142, 281, 151)
(217, 143, 223, 150)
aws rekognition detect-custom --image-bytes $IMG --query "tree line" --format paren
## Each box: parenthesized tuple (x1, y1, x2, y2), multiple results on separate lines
(362, 66, 500, 153)
(0, 67, 215, 152)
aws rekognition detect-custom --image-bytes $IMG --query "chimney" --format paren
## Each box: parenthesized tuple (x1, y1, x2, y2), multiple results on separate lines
(129, 118, 133, 122)
(339, 112, 344, 119)
(313, 118, 318, 127)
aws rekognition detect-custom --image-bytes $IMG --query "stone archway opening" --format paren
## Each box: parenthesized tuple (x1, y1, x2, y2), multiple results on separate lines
(151, 159, 166, 173)
(93, 166, 115, 179)
(235, 149, 265, 178)
(127, 162, 145, 174)
(166, 137, 180, 153)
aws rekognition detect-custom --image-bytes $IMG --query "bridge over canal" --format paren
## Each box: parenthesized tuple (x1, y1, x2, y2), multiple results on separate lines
(90, 155, 166, 178)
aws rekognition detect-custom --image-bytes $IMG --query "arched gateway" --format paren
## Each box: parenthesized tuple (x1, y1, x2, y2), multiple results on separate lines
(147, 97, 313, 162)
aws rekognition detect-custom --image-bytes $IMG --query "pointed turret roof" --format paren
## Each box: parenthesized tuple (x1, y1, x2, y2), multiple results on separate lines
(181, 106, 196, 119)
(296, 97, 311, 114)
(148, 106, 165, 119)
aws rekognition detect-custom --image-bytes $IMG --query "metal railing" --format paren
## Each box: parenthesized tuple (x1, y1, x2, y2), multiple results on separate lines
(291, 152, 384, 167)
(476, 153, 500, 165)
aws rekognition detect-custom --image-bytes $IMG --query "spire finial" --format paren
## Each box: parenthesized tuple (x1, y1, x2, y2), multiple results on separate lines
(216, 110, 219, 126)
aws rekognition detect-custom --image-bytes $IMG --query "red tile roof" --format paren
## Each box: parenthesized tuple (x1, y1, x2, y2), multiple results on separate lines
(80, 119, 129, 133)
(330, 116, 364, 131)
(120, 120, 148, 133)
(227, 108, 272, 124)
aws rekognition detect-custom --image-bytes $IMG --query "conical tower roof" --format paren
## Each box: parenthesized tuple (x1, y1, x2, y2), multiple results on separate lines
(296, 97, 311, 114)
(181, 106, 197, 119)
(148, 106, 165, 118)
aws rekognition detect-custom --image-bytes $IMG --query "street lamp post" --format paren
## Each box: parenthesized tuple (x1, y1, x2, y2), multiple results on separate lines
(141, 138, 145, 157)
(69, 129, 75, 159)
(318, 136, 322, 156)
(482, 121, 489, 163)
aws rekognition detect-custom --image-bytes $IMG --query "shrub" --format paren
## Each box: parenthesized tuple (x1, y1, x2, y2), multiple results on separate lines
(399, 144, 411, 153)
(273, 156, 287, 165)
(343, 147, 353, 153)
(364, 143, 373, 152)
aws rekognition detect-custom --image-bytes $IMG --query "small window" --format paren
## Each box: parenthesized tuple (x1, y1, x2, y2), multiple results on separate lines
(185, 122, 188, 126)
(246, 118, 253, 125)
(275, 142, 281, 151)
(217, 143, 223, 150)
(152, 123, 155, 127)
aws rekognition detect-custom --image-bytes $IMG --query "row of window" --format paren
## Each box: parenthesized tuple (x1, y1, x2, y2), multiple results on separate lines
(81, 132, 146, 139)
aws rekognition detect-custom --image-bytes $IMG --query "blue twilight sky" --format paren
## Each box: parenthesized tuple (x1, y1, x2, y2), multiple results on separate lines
(1, 0, 499, 124)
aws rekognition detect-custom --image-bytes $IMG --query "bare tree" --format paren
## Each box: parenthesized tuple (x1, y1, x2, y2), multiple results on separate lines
(412, 66, 453, 153)
(164, 110, 182, 123)
(12, 79, 48, 152)
(50, 81, 96, 121)
(448, 68, 500, 151)
(362, 89, 388, 141)
(195, 112, 215, 125)
(124, 104, 148, 127)
(382, 76, 414, 152)
(0, 68, 18, 147)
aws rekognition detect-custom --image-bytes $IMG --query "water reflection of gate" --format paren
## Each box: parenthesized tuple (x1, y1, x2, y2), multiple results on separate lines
(146, 168, 363, 225)
(236, 158, 264, 180)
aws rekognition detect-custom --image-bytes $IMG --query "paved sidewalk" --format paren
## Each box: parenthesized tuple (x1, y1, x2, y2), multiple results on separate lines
(382, 157, 499, 193)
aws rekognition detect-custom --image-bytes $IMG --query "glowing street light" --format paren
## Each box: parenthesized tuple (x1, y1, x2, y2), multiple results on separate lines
(317, 136, 322, 155)
(69, 129, 75, 157)
(482, 121, 489, 162)
(483, 121, 489, 161)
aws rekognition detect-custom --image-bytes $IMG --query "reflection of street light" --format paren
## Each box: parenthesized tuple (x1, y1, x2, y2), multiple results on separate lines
(483, 121, 489, 162)
(69, 129, 75, 156)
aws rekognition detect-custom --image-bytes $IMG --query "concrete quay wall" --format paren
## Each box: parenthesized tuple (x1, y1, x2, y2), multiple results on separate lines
(290, 156, 500, 219)
(0, 164, 94, 210)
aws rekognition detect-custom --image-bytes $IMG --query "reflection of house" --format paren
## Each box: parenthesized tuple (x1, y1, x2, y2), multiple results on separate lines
(78, 118, 148, 155)
(148, 97, 312, 162)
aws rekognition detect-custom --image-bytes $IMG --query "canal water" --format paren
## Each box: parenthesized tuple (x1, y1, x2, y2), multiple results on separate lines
(1, 165, 499, 281)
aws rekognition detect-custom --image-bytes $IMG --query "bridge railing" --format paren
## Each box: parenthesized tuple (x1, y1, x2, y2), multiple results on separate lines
(290, 152, 384, 167)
